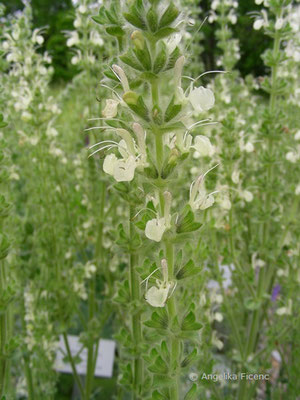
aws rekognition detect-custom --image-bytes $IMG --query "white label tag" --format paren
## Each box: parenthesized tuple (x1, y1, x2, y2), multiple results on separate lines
(55, 335, 115, 378)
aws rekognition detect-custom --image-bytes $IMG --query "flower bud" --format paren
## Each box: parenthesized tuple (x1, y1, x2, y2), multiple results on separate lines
(131, 30, 145, 50)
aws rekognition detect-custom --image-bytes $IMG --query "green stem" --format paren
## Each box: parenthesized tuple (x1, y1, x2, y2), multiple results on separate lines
(85, 181, 106, 399)
(155, 132, 164, 176)
(21, 301, 35, 400)
(0, 261, 9, 398)
(62, 332, 85, 397)
(129, 204, 143, 399)
(23, 355, 35, 400)
(238, 27, 281, 400)
(85, 277, 96, 400)
(165, 241, 180, 400)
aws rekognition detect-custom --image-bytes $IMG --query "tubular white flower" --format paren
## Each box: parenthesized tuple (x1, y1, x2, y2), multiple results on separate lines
(174, 55, 185, 88)
(145, 283, 171, 307)
(32, 28, 44, 45)
(286, 151, 299, 163)
(78, 4, 87, 14)
(192, 135, 214, 157)
(102, 99, 119, 118)
(145, 218, 166, 242)
(132, 122, 147, 163)
(67, 31, 80, 47)
(165, 33, 182, 53)
(189, 165, 218, 211)
(218, 195, 231, 210)
(113, 156, 136, 182)
(231, 170, 240, 184)
(103, 154, 118, 176)
(189, 86, 215, 113)
(275, 17, 284, 30)
(90, 30, 104, 46)
(112, 64, 130, 92)
(240, 190, 253, 202)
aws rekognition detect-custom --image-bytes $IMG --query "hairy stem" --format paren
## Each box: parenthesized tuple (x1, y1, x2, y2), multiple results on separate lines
(129, 204, 143, 399)
(165, 241, 180, 400)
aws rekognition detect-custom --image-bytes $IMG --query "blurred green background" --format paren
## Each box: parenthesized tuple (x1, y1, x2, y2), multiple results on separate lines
(2, 0, 271, 83)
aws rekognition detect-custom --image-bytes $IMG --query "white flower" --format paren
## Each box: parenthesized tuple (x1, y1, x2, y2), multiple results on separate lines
(211, 0, 220, 10)
(253, 18, 265, 30)
(189, 166, 218, 211)
(295, 185, 300, 195)
(286, 151, 299, 163)
(46, 125, 59, 138)
(32, 29, 44, 45)
(229, 13, 237, 25)
(243, 142, 254, 153)
(165, 33, 182, 53)
(71, 51, 81, 65)
(145, 218, 166, 242)
(295, 130, 300, 141)
(212, 331, 223, 350)
(67, 31, 80, 47)
(189, 86, 215, 113)
(78, 4, 87, 13)
(103, 153, 136, 182)
(192, 135, 214, 157)
(102, 99, 119, 118)
(240, 190, 253, 202)
(2, 41, 9, 50)
(145, 283, 171, 307)
(275, 17, 284, 30)
(21, 111, 33, 122)
(74, 17, 82, 28)
(253, 10, 269, 30)
(90, 31, 104, 46)
(113, 156, 136, 182)
(218, 195, 231, 210)
(214, 312, 223, 322)
(276, 299, 292, 316)
(231, 170, 240, 184)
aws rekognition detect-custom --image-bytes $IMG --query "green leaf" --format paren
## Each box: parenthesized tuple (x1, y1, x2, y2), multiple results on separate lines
(146, 6, 158, 32)
(244, 297, 261, 311)
(176, 260, 201, 280)
(181, 349, 198, 368)
(158, 3, 179, 29)
(123, 93, 149, 121)
(120, 51, 144, 71)
(148, 356, 168, 374)
(154, 27, 177, 40)
(164, 96, 182, 123)
(0, 234, 10, 260)
(123, 2, 145, 30)
(0, 114, 7, 128)
(160, 340, 169, 361)
(152, 391, 166, 400)
(184, 384, 197, 400)
(92, 7, 108, 25)
(144, 309, 168, 330)
(133, 43, 152, 70)
(106, 26, 125, 37)
(176, 206, 202, 234)
(152, 105, 163, 125)
(153, 42, 167, 74)
(181, 311, 202, 331)
(165, 46, 181, 70)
